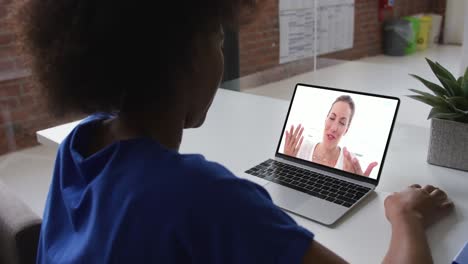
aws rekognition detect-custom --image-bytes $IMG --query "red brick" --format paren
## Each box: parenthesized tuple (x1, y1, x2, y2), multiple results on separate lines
(0, 59, 15, 71)
(10, 109, 29, 122)
(0, 110, 10, 125)
(19, 94, 35, 107)
(0, 20, 8, 33)
(0, 4, 7, 20)
(0, 46, 17, 58)
(240, 40, 260, 50)
(15, 55, 29, 69)
(0, 81, 21, 97)
(0, 97, 18, 110)
(20, 81, 37, 95)
(16, 136, 39, 150)
(0, 33, 14, 46)
(33, 97, 48, 109)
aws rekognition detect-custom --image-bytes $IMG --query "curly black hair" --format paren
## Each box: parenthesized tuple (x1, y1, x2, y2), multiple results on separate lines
(12, 0, 256, 116)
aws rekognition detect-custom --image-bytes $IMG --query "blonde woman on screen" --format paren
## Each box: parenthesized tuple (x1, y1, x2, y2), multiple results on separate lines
(283, 95, 378, 177)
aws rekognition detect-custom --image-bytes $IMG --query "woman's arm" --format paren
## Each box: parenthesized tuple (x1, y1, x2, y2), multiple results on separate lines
(382, 214, 432, 264)
(382, 184, 453, 264)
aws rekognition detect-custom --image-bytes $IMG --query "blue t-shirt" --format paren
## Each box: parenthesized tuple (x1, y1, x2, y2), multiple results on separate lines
(37, 114, 314, 263)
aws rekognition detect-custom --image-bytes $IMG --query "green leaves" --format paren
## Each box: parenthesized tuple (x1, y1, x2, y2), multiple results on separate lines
(426, 58, 457, 83)
(409, 74, 447, 97)
(428, 107, 463, 119)
(462, 67, 468, 97)
(446, 97, 468, 111)
(409, 59, 468, 123)
(439, 76, 462, 96)
(408, 89, 452, 108)
(407, 94, 448, 108)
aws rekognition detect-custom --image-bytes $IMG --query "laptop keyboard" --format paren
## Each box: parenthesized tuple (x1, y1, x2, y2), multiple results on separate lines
(245, 159, 371, 208)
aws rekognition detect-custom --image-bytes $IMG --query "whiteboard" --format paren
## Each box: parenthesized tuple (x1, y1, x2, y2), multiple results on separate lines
(279, 0, 355, 64)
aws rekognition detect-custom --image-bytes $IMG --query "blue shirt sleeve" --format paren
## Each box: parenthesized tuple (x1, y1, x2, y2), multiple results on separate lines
(188, 177, 314, 264)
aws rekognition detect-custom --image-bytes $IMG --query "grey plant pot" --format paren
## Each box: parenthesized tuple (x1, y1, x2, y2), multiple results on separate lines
(427, 118, 468, 171)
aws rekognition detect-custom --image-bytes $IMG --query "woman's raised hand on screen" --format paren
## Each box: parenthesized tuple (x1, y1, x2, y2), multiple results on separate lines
(343, 147, 378, 177)
(284, 124, 304, 157)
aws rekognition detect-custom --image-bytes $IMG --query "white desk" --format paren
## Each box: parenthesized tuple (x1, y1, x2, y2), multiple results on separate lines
(37, 88, 468, 263)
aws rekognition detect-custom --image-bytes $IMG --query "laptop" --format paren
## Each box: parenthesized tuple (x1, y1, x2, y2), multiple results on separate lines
(243, 83, 400, 226)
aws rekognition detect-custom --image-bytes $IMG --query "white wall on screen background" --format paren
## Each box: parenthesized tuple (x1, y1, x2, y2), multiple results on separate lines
(278, 86, 398, 179)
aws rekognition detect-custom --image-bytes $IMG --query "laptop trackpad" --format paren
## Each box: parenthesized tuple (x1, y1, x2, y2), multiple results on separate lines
(264, 182, 347, 226)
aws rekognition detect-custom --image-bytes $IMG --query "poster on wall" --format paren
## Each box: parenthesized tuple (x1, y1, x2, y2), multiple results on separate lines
(279, 0, 355, 64)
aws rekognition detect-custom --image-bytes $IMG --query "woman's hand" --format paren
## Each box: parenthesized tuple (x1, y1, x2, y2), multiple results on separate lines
(343, 147, 378, 177)
(384, 184, 454, 228)
(284, 124, 304, 157)
(381, 185, 454, 264)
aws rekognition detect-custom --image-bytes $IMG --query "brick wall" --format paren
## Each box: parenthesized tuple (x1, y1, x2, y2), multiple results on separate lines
(239, 0, 279, 77)
(0, 1, 68, 155)
(0, 77, 54, 154)
(0, 74, 76, 155)
(0, 0, 448, 154)
(0, 1, 22, 73)
(239, 0, 447, 77)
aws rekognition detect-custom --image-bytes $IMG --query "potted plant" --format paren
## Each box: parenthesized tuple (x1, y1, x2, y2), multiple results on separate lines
(409, 58, 468, 171)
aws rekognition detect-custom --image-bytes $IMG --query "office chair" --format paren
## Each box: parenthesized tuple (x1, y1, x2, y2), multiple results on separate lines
(0, 181, 41, 264)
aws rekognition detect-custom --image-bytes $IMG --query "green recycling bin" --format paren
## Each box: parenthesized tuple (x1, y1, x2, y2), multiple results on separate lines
(403, 16, 420, 55)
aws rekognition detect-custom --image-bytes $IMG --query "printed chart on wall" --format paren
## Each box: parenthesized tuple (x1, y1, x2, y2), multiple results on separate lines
(279, 0, 355, 64)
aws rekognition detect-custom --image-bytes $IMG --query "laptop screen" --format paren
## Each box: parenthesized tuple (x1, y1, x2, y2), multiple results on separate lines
(277, 84, 399, 181)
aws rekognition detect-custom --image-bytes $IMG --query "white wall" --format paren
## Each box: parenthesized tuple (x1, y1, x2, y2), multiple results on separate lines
(460, 1, 468, 74)
(444, 0, 465, 45)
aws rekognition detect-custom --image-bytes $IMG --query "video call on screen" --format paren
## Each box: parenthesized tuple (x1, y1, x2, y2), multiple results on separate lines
(278, 86, 399, 179)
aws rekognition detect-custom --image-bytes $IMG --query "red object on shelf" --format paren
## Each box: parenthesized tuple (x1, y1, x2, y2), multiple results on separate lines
(379, 0, 394, 22)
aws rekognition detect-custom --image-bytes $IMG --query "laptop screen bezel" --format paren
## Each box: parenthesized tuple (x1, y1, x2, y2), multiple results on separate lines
(275, 83, 400, 186)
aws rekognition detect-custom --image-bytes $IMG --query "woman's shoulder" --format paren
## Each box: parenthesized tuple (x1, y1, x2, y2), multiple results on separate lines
(177, 154, 238, 182)
(125, 149, 238, 186)
(134, 154, 270, 217)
